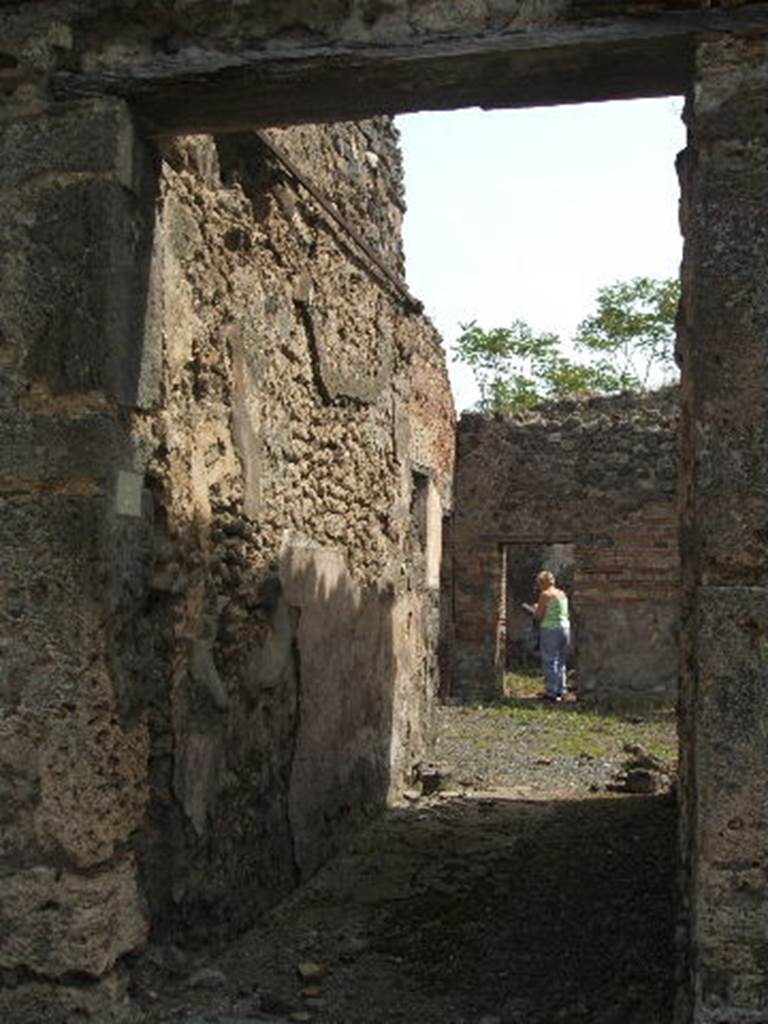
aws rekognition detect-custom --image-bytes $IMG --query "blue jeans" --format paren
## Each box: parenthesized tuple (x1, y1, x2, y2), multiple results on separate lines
(540, 627, 569, 698)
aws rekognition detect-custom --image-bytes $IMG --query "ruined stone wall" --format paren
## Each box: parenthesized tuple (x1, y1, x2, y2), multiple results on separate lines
(0, 101, 454, 1022)
(0, 0, 716, 133)
(449, 388, 679, 703)
(0, 98, 158, 1024)
(6, 5, 768, 1021)
(134, 119, 454, 943)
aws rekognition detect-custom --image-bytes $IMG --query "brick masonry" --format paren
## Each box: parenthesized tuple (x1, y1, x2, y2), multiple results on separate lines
(447, 388, 680, 703)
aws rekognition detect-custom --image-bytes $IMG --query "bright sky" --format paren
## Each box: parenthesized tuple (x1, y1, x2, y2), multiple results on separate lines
(396, 97, 686, 412)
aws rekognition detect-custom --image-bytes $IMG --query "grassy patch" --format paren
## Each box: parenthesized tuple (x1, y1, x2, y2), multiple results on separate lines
(461, 671, 679, 764)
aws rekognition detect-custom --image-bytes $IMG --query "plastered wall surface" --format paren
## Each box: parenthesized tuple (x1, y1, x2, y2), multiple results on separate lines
(449, 389, 680, 703)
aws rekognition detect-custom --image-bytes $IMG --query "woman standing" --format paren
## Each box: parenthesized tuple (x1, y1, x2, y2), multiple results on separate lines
(524, 570, 570, 702)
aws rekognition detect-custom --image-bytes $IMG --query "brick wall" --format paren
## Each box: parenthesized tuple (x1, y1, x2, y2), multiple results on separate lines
(449, 388, 680, 703)
(577, 501, 679, 607)
(575, 500, 680, 702)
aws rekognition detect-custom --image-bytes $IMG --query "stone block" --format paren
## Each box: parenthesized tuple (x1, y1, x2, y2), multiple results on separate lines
(693, 39, 768, 144)
(682, 59, 768, 591)
(0, 103, 159, 408)
(694, 585, 768, 858)
(681, 150, 768, 586)
(0, 412, 132, 488)
(33, 687, 149, 868)
(0, 713, 42, 863)
(15, 180, 156, 404)
(0, 478, 155, 719)
(0, 660, 149, 871)
(697, 963, 768, 1021)
(0, 497, 108, 711)
(0, 858, 147, 977)
(691, 585, 768, 1019)
(0, 496, 149, 867)
(684, 162, 768, 412)
(0, 100, 139, 192)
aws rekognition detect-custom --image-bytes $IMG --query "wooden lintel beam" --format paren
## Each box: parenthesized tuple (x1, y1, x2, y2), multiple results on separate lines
(47, 5, 768, 135)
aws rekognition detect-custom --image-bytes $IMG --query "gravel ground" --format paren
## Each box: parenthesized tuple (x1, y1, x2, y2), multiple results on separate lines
(434, 691, 677, 796)
(136, 696, 679, 1024)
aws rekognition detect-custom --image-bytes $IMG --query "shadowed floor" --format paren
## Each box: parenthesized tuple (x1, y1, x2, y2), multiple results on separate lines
(138, 783, 677, 1024)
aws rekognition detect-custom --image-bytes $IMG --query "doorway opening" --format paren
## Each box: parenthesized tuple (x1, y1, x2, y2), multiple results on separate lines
(505, 540, 576, 676)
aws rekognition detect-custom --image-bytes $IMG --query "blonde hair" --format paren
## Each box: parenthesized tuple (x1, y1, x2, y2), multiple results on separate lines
(537, 570, 555, 588)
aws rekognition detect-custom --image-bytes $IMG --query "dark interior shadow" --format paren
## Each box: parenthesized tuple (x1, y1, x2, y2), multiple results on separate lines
(366, 792, 677, 1024)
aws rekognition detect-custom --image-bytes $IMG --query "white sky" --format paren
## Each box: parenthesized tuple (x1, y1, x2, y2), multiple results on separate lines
(396, 97, 686, 412)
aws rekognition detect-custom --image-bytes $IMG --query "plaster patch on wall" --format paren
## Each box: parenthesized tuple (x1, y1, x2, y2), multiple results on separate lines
(115, 469, 143, 517)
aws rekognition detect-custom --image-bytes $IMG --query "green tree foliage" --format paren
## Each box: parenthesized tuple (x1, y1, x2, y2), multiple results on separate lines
(454, 276, 680, 414)
(574, 276, 679, 387)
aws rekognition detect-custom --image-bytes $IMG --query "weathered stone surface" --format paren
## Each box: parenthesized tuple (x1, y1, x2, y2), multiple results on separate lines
(0, 970, 140, 1024)
(677, 36, 768, 1024)
(34, 692, 149, 868)
(0, 497, 108, 711)
(0, 4, 767, 1024)
(12, 2, 767, 132)
(0, 412, 132, 491)
(687, 587, 768, 1022)
(8, 4, 767, 1024)
(283, 543, 398, 877)
(452, 540, 509, 701)
(0, 100, 158, 409)
(0, 100, 139, 191)
(0, 690, 148, 868)
(678, 63, 768, 588)
(122, 121, 454, 947)
(0, 859, 147, 977)
(577, 602, 679, 703)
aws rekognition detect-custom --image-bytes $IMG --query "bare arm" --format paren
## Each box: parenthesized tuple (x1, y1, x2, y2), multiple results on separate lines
(532, 592, 550, 622)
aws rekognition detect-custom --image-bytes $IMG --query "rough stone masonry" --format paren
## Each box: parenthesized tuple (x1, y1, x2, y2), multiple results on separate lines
(2, 3, 768, 1023)
(0, 101, 454, 1022)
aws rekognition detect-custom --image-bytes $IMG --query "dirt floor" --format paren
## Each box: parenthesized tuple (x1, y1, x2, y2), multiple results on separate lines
(134, 692, 679, 1024)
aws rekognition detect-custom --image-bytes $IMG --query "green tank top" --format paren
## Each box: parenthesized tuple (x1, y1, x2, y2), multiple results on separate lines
(542, 593, 570, 629)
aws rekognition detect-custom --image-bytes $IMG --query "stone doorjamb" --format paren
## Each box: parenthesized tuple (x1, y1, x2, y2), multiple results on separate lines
(677, 36, 768, 1024)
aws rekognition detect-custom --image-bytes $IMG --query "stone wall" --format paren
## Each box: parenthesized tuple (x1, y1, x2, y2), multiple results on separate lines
(5, 4, 768, 1020)
(0, 103, 454, 1021)
(0, 1, 722, 131)
(676, 38, 768, 1024)
(137, 120, 454, 939)
(448, 388, 679, 704)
